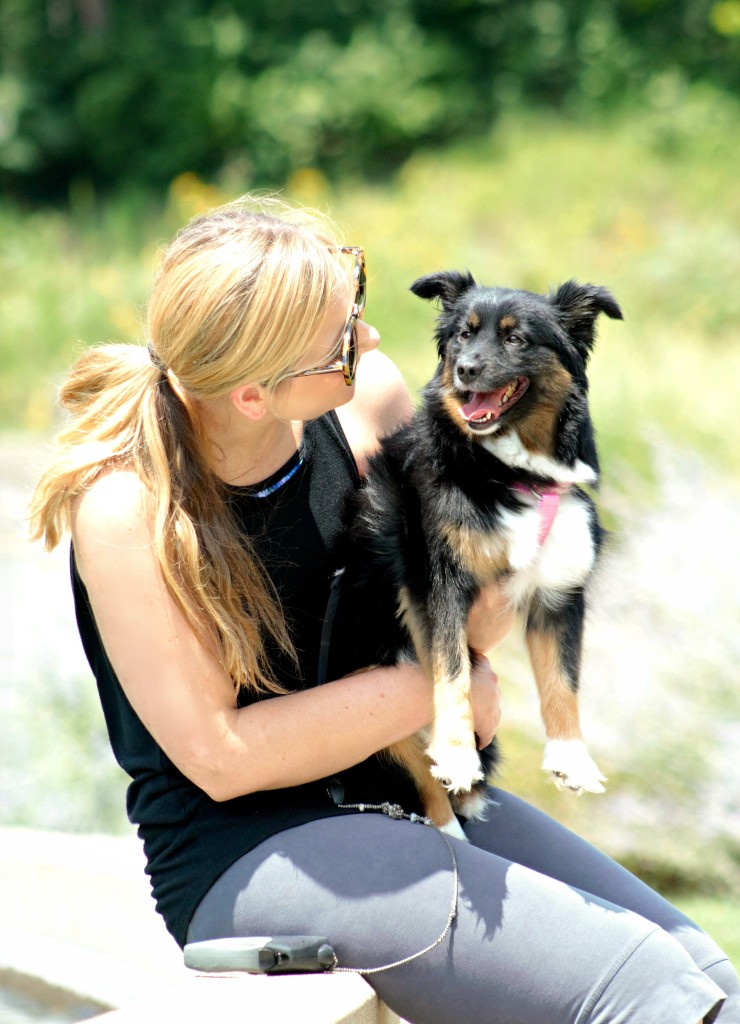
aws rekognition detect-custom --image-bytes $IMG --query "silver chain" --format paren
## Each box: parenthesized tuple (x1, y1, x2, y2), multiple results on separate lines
(329, 802, 460, 975)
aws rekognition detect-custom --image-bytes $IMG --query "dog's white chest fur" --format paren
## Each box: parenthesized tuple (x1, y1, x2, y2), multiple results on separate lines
(499, 489, 596, 608)
(481, 429, 597, 487)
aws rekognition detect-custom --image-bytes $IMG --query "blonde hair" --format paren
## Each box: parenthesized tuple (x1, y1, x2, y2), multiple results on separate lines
(30, 197, 351, 694)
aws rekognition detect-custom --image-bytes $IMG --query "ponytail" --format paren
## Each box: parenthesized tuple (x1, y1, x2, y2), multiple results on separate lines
(31, 344, 159, 551)
(30, 342, 296, 696)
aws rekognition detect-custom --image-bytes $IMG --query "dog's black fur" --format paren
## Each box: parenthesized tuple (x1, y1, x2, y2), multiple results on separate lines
(334, 272, 622, 833)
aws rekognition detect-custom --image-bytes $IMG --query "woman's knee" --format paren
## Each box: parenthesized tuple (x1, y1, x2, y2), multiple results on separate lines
(583, 927, 727, 1024)
(658, 912, 740, 1017)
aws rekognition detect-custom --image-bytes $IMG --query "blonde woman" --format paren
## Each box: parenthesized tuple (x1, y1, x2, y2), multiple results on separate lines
(32, 200, 735, 1024)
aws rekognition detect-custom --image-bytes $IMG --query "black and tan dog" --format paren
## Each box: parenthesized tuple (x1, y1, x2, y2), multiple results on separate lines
(339, 271, 622, 838)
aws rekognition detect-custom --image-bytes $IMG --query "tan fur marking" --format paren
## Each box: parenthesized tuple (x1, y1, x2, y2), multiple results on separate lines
(430, 657, 473, 724)
(518, 361, 573, 457)
(384, 733, 427, 773)
(396, 585, 431, 674)
(429, 643, 478, 756)
(441, 522, 510, 582)
(440, 363, 470, 436)
(386, 735, 457, 828)
(442, 389, 467, 433)
(527, 630, 583, 741)
(499, 314, 518, 331)
(468, 311, 481, 329)
(517, 406, 559, 457)
(420, 777, 459, 829)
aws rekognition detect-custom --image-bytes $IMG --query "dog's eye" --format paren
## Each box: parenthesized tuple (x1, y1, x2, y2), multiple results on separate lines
(507, 333, 526, 346)
(459, 328, 471, 340)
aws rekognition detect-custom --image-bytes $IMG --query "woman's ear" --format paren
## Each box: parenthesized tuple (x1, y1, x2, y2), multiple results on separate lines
(229, 383, 268, 421)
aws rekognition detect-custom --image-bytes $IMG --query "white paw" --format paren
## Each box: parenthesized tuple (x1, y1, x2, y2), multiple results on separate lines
(453, 790, 490, 822)
(428, 743, 485, 794)
(542, 739, 607, 795)
(437, 816, 468, 841)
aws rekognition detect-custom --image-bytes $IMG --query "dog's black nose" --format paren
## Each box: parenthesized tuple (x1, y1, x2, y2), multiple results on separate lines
(456, 358, 482, 385)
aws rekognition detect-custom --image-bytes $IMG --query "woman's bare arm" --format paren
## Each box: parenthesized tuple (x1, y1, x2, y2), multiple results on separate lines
(72, 470, 436, 802)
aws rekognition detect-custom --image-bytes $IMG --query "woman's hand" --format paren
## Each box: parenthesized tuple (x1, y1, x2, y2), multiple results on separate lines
(470, 654, 502, 749)
(467, 582, 517, 655)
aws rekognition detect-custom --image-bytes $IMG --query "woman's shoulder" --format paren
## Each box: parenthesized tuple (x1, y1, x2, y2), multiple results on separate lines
(73, 467, 150, 527)
(71, 469, 153, 577)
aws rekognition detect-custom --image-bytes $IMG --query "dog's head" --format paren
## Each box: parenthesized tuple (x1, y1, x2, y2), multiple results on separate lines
(411, 271, 622, 475)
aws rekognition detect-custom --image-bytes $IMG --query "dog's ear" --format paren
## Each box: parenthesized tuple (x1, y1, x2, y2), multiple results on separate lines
(549, 281, 623, 360)
(410, 270, 476, 311)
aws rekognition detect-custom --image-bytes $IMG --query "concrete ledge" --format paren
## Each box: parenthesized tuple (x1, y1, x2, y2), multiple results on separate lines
(85, 973, 393, 1024)
(0, 827, 401, 1023)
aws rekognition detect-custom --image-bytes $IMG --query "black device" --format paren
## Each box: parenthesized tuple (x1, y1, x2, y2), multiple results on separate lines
(184, 935, 337, 975)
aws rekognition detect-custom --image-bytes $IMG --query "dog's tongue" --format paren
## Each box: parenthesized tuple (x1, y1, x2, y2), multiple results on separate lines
(460, 385, 510, 422)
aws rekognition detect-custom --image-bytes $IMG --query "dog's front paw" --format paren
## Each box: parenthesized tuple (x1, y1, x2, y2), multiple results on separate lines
(542, 739, 607, 795)
(428, 743, 485, 794)
(453, 788, 490, 822)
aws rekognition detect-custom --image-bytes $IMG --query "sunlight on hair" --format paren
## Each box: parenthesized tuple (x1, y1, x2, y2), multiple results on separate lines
(29, 196, 356, 696)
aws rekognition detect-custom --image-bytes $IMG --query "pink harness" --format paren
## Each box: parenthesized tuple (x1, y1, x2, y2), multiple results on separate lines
(512, 482, 570, 546)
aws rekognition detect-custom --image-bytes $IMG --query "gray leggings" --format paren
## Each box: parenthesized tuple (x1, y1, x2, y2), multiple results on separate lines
(187, 789, 737, 1023)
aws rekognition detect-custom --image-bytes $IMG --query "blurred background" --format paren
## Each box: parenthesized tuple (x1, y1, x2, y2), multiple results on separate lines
(1, 0, 738, 961)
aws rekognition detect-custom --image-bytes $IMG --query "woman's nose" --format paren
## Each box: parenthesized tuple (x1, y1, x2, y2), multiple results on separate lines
(357, 319, 380, 353)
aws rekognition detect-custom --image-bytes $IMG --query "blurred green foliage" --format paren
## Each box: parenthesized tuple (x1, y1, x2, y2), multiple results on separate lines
(3, 108, 737, 491)
(1, 0, 738, 199)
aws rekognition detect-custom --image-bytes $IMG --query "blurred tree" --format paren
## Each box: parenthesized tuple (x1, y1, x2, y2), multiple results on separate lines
(0, 0, 737, 201)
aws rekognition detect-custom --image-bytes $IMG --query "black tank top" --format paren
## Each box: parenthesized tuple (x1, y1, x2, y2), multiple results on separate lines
(71, 411, 420, 947)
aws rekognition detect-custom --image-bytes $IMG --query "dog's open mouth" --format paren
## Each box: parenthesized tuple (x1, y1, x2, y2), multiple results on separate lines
(459, 377, 529, 430)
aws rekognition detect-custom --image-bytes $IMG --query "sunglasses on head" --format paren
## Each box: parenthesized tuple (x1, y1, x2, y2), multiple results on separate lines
(284, 246, 366, 388)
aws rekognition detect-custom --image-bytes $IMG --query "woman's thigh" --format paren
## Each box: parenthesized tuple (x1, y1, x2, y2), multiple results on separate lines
(187, 812, 724, 1024)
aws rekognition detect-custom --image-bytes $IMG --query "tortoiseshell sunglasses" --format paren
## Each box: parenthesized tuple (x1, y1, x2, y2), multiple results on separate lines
(284, 247, 366, 387)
